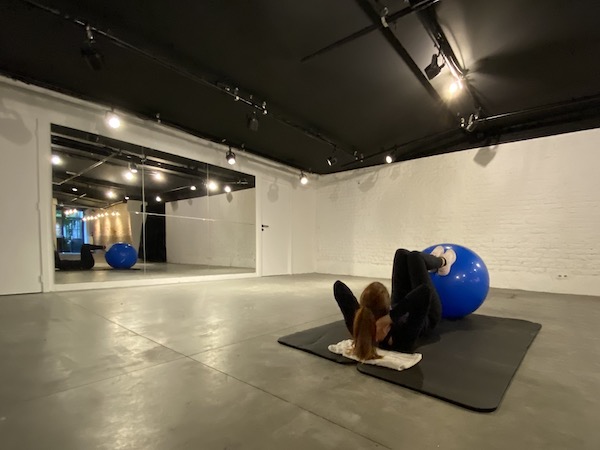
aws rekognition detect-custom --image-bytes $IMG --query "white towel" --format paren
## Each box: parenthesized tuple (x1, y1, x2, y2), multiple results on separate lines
(328, 339, 422, 371)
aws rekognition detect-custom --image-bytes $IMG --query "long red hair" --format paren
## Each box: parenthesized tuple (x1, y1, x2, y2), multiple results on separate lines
(352, 282, 390, 361)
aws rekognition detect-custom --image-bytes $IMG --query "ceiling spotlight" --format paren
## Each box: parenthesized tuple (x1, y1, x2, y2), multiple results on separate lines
(129, 163, 138, 174)
(155, 196, 162, 202)
(326, 156, 338, 166)
(207, 180, 218, 191)
(51, 154, 62, 165)
(247, 111, 259, 132)
(81, 25, 104, 71)
(226, 148, 236, 165)
(224, 185, 232, 193)
(300, 172, 308, 185)
(424, 52, 445, 80)
(262, 101, 268, 115)
(190, 185, 197, 191)
(72, 187, 78, 192)
(124, 196, 130, 200)
(233, 87, 240, 101)
(461, 110, 481, 133)
(449, 78, 464, 95)
(152, 172, 164, 181)
(106, 190, 116, 199)
(385, 155, 393, 164)
(124, 171, 134, 180)
(106, 111, 121, 129)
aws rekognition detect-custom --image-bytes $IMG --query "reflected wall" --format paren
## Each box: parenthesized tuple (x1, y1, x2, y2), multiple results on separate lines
(51, 124, 256, 284)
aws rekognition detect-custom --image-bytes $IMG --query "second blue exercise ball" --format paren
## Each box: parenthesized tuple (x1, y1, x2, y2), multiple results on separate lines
(105, 242, 138, 269)
(423, 243, 490, 319)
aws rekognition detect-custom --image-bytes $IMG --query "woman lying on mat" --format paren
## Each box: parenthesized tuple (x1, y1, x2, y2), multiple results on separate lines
(333, 247, 456, 360)
(54, 244, 105, 271)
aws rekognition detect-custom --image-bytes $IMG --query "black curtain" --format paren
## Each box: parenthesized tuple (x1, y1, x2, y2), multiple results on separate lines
(138, 202, 167, 262)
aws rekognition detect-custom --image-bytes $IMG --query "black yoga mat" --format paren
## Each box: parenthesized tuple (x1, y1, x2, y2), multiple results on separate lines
(278, 320, 355, 364)
(357, 314, 541, 412)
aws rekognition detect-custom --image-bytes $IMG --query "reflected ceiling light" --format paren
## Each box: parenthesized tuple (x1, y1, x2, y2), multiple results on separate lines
(385, 155, 393, 164)
(424, 52, 445, 80)
(262, 101, 268, 115)
(300, 172, 308, 185)
(106, 190, 116, 199)
(207, 180, 218, 191)
(124, 171, 134, 181)
(224, 185, 232, 193)
(190, 185, 197, 191)
(81, 25, 104, 71)
(51, 154, 62, 165)
(106, 111, 121, 129)
(326, 156, 337, 166)
(152, 172, 164, 181)
(124, 196, 130, 200)
(247, 111, 259, 132)
(155, 196, 162, 202)
(226, 148, 236, 165)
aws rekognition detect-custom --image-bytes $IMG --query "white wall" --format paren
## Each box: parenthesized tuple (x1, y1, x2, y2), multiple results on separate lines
(0, 105, 42, 294)
(292, 184, 317, 273)
(316, 129, 600, 296)
(165, 189, 256, 268)
(0, 77, 316, 294)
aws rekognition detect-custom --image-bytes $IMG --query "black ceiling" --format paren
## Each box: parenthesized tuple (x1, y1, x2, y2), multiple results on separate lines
(2, 0, 600, 174)
(51, 125, 255, 210)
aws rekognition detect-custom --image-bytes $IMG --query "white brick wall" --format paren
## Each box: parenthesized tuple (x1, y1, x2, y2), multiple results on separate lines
(316, 128, 600, 296)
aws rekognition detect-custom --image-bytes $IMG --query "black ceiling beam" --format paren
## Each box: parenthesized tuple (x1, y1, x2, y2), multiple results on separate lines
(343, 93, 600, 169)
(411, 2, 484, 114)
(21, 0, 358, 161)
(52, 136, 210, 179)
(301, 0, 441, 62)
(354, 0, 456, 123)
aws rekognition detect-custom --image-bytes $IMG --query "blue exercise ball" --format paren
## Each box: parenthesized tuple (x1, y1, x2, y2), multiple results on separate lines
(423, 243, 490, 319)
(105, 242, 138, 269)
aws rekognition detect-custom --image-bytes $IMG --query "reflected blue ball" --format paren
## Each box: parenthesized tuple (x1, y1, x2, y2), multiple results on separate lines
(105, 242, 138, 269)
(423, 243, 490, 319)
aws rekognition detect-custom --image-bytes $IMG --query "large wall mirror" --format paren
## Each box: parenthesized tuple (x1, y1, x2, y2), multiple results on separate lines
(51, 124, 256, 285)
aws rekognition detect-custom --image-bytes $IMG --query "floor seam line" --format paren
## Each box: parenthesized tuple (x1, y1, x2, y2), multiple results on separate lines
(186, 357, 391, 450)
(9, 355, 188, 408)
(187, 313, 341, 357)
(62, 297, 192, 358)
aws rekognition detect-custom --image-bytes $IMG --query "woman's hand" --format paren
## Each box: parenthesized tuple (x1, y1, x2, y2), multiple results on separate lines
(375, 314, 392, 343)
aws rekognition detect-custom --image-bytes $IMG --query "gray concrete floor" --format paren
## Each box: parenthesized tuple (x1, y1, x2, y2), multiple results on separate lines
(55, 261, 255, 284)
(1, 274, 599, 449)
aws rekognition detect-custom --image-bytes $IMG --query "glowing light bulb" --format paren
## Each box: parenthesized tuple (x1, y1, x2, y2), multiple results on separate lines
(106, 112, 121, 129)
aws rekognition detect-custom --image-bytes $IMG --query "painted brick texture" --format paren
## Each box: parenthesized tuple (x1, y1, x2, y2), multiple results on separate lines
(316, 128, 600, 296)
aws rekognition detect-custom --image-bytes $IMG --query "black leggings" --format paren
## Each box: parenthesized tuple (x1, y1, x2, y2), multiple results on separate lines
(55, 244, 104, 270)
(333, 249, 443, 352)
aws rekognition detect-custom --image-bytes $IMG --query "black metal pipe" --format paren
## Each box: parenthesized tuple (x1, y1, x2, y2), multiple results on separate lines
(301, 0, 441, 62)
(20, 0, 357, 158)
(354, 0, 456, 124)
(413, 4, 484, 113)
(347, 93, 600, 168)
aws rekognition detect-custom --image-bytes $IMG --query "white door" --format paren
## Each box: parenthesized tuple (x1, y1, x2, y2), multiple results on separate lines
(261, 180, 291, 276)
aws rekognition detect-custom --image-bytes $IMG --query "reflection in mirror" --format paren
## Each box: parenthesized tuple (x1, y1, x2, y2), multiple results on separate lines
(51, 124, 256, 285)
